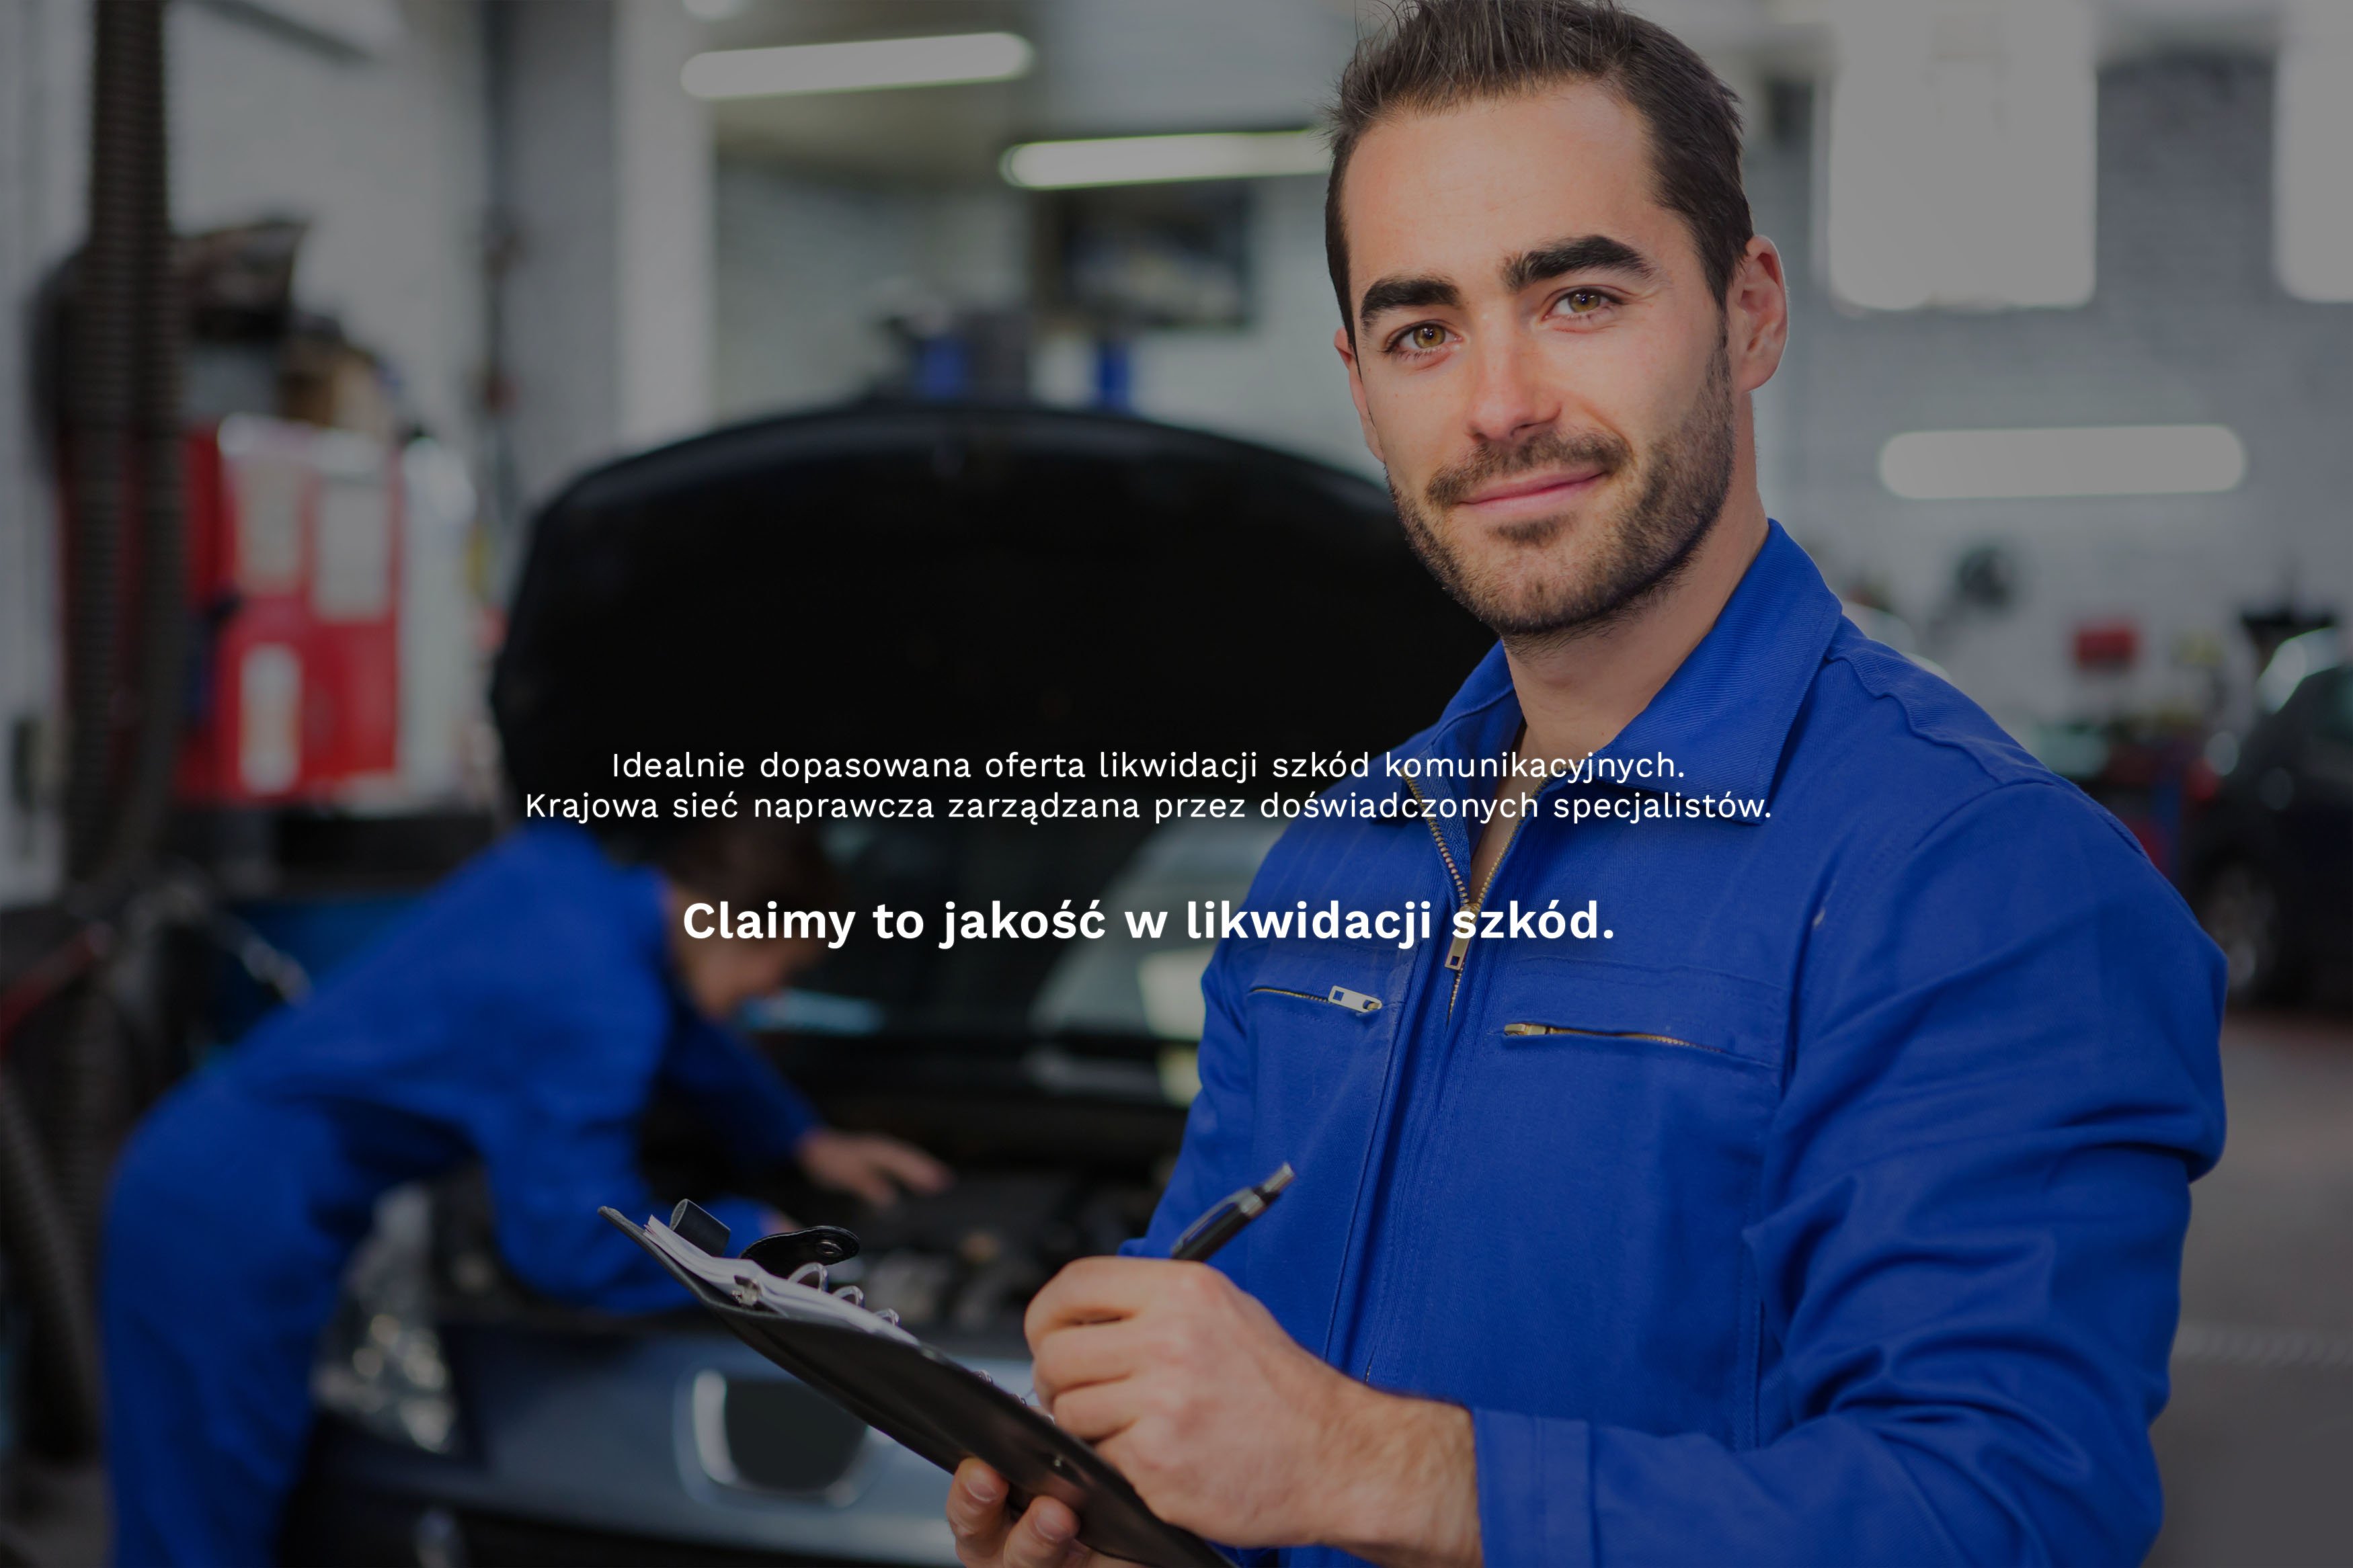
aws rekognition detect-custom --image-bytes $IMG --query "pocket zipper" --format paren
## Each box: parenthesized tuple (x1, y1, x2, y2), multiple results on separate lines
(1501, 1022, 1721, 1053)
(1251, 985, 1384, 1014)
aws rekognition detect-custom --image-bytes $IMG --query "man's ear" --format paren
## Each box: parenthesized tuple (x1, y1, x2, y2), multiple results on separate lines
(1726, 236, 1789, 396)
(1334, 326, 1388, 467)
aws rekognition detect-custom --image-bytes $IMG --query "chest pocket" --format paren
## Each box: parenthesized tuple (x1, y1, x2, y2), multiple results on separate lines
(1406, 958, 1788, 1443)
(1242, 940, 1400, 1024)
(1471, 958, 1785, 1221)
(1490, 958, 1789, 1071)
(1236, 949, 1400, 1169)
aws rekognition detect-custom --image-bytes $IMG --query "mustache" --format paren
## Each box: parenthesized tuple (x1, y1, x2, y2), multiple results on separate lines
(1423, 428, 1632, 511)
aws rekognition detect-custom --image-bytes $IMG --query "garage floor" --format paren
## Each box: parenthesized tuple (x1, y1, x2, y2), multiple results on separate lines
(2149, 1009, 2353, 1568)
(11, 1010, 2349, 1567)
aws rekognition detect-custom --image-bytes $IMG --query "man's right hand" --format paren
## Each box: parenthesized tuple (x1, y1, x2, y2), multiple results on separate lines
(949, 1458, 1131, 1568)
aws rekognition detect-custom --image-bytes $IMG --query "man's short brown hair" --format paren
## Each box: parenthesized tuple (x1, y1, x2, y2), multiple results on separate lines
(659, 820, 846, 915)
(1325, 0, 1753, 335)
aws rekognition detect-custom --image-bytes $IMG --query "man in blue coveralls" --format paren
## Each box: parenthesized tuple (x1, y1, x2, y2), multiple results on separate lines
(951, 3, 2226, 1565)
(104, 819, 947, 1565)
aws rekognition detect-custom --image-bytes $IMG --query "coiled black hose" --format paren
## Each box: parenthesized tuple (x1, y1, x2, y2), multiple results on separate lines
(11, 0, 182, 1460)
(95, 0, 186, 909)
(58, 0, 184, 1275)
(67, 0, 182, 909)
(59, 3, 144, 880)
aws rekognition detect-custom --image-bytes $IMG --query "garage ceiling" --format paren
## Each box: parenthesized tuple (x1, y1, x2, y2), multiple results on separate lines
(690, 0, 2291, 186)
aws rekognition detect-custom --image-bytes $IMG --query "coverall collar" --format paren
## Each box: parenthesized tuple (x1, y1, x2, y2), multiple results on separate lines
(1396, 519, 1845, 818)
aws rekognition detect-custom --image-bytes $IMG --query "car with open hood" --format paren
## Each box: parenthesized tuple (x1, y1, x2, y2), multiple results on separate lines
(283, 399, 1492, 1566)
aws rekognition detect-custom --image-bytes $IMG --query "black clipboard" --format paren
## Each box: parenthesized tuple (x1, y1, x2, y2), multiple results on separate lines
(600, 1207, 1228, 1568)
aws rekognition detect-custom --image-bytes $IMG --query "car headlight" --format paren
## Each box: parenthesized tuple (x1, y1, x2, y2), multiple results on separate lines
(311, 1183, 460, 1454)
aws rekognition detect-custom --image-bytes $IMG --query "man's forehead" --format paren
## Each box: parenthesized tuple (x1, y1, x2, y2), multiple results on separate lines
(1341, 83, 1679, 288)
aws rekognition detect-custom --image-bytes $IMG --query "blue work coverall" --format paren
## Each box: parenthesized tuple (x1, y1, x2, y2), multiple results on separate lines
(102, 823, 820, 1566)
(1131, 523, 2227, 1565)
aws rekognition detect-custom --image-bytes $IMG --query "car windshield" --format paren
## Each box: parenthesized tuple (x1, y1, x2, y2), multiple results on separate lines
(742, 817, 1282, 1042)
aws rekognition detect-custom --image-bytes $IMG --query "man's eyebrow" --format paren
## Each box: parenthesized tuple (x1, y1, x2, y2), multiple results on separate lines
(1503, 235, 1657, 292)
(1357, 275, 1462, 329)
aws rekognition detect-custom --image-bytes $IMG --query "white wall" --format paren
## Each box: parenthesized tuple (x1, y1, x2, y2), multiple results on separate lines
(713, 164, 1031, 420)
(1120, 174, 1375, 477)
(1755, 59, 2353, 735)
(498, 0, 618, 509)
(170, 0, 489, 460)
(1033, 0, 1358, 135)
(713, 164, 926, 418)
(499, 0, 715, 509)
(614, 0, 711, 449)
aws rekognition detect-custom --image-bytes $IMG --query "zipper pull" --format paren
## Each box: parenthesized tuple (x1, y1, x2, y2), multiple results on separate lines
(1326, 986, 1382, 1013)
(1445, 930, 1471, 971)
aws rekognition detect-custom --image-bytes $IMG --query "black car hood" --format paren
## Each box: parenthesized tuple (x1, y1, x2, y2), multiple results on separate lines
(491, 401, 1494, 824)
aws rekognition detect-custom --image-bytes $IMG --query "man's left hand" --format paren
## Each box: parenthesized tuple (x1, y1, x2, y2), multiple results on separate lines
(1023, 1256, 1480, 1567)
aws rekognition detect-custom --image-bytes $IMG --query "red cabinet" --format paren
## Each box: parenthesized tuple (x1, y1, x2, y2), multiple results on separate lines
(178, 416, 402, 802)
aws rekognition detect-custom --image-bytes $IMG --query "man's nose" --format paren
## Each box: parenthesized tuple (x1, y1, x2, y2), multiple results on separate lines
(1462, 329, 1559, 448)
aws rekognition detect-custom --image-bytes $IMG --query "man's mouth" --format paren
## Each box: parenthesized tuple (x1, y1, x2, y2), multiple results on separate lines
(1453, 466, 1609, 518)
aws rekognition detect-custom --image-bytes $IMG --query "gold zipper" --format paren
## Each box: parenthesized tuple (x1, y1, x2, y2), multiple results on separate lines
(1502, 1022, 1722, 1054)
(1400, 774, 1523, 1014)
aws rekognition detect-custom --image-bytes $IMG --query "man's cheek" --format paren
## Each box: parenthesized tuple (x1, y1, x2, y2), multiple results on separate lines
(1365, 392, 1450, 477)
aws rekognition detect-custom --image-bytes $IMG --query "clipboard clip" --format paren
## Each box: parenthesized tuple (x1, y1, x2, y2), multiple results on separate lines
(666, 1199, 866, 1305)
(742, 1225, 861, 1276)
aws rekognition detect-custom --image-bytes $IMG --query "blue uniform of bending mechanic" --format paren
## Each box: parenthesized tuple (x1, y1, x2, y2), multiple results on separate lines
(1130, 523, 2227, 1565)
(102, 824, 820, 1566)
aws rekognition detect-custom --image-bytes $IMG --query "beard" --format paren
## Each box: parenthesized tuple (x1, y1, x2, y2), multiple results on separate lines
(1390, 343, 1737, 643)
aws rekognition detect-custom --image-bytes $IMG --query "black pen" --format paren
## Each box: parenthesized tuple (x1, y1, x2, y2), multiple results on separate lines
(1169, 1163, 1295, 1262)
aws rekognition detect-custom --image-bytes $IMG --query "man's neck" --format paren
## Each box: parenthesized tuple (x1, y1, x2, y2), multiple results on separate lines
(1502, 487, 1769, 770)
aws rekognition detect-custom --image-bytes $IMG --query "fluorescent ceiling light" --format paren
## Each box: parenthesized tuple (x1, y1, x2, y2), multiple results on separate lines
(1826, 0, 2096, 310)
(681, 32, 1031, 101)
(1001, 130, 1329, 190)
(2276, 1, 2353, 300)
(1878, 426, 2247, 500)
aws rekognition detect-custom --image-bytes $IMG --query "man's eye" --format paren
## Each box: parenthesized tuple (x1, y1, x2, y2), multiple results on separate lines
(1400, 323, 1448, 352)
(1556, 290, 1611, 317)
